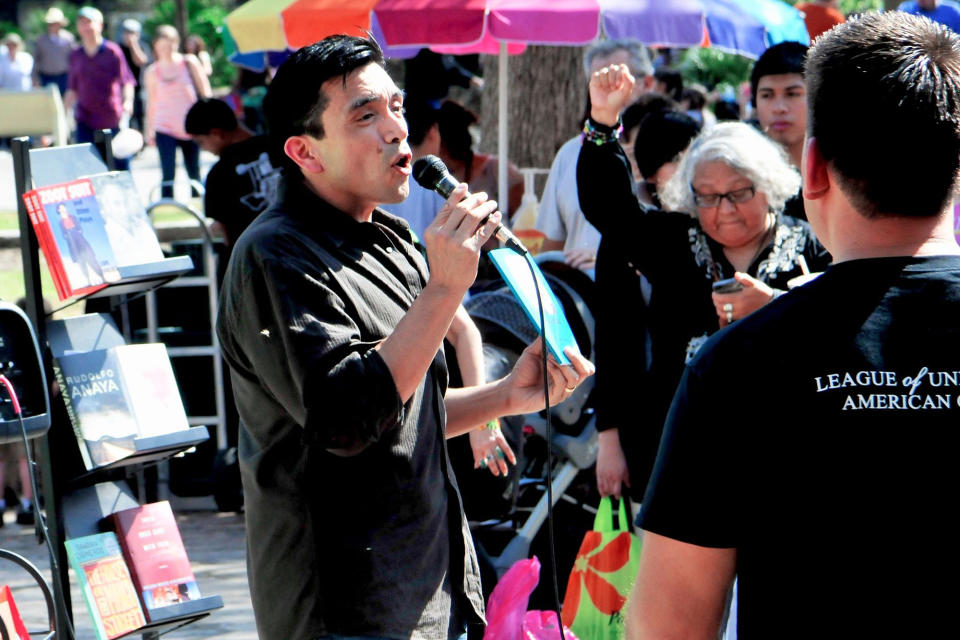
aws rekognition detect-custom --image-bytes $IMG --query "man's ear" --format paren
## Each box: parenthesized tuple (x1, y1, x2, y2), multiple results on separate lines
(803, 136, 829, 201)
(642, 74, 655, 91)
(283, 135, 325, 174)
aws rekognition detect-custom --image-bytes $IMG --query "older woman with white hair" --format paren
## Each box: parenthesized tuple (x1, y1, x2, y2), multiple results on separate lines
(577, 64, 830, 502)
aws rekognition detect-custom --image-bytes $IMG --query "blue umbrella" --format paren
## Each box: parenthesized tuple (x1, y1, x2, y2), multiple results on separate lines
(739, 0, 810, 46)
(601, 0, 807, 59)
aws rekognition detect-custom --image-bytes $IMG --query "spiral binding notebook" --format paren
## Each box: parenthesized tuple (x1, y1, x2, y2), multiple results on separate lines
(486, 248, 580, 365)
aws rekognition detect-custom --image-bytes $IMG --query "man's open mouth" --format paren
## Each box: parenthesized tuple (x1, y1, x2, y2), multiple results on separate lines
(393, 153, 412, 174)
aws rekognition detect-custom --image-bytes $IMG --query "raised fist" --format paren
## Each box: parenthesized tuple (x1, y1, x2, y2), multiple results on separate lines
(589, 64, 636, 127)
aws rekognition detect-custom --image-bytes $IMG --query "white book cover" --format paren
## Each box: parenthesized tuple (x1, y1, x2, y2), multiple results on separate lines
(86, 171, 165, 267)
(113, 344, 190, 438)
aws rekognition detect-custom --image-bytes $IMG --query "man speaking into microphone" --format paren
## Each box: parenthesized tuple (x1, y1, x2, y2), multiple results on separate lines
(216, 35, 594, 640)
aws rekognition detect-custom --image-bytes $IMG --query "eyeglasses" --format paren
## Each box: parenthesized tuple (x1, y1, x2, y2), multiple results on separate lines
(691, 185, 756, 208)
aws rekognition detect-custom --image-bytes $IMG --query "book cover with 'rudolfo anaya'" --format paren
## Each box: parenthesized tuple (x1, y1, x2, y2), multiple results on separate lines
(53, 343, 191, 470)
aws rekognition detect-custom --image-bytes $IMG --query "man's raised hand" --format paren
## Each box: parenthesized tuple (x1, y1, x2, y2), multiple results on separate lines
(589, 64, 636, 127)
(423, 183, 502, 294)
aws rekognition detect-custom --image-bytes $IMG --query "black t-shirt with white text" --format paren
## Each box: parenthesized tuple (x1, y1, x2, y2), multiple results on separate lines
(204, 135, 281, 247)
(639, 255, 960, 637)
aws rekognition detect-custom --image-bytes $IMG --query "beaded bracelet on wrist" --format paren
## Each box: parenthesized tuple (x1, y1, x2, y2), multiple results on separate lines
(582, 117, 623, 146)
(484, 418, 500, 431)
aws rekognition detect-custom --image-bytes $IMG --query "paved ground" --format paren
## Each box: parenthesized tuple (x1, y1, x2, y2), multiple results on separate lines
(1, 507, 257, 639)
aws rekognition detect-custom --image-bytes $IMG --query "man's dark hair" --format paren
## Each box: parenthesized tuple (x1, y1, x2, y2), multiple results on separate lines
(681, 85, 706, 111)
(185, 98, 239, 135)
(807, 12, 960, 217)
(750, 41, 808, 107)
(654, 69, 684, 102)
(714, 100, 741, 121)
(263, 35, 384, 169)
(634, 111, 701, 180)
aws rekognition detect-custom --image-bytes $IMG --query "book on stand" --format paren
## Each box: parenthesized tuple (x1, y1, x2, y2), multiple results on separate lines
(63, 532, 146, 640)
(0, 585, 30, 640)
(85, 171, 165, 268)
(52, 343, 192, 471)
(108, 501, 202, 620)
(22, 177, 120, 300)
(21, 171, 169, 301)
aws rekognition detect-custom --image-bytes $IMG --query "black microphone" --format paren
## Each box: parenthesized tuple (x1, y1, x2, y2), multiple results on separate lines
(413, 155, 528, 255)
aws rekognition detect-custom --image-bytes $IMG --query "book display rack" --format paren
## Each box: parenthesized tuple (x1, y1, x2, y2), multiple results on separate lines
(9, 136, 223, 639)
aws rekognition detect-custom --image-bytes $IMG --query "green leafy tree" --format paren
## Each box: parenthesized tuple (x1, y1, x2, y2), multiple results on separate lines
(782, 0, 884, 15)
(18, 3, 79, 43)
(144, 0, 236, 89)
(678, 0, 887, 97)
(679, 48, 754, 93)
(0, 20, 22, 38)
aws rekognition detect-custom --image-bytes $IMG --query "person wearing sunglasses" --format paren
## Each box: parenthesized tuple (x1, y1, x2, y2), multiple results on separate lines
(578, 65, 830, 504)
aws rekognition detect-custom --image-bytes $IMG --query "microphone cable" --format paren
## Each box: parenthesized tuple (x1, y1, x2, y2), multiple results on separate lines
(0, 374, 77, 640)
(413, 154, 568, 634)
(524, 256, 567, 640)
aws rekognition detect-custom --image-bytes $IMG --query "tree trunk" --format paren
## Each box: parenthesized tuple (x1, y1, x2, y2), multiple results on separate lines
(478, 46, 587, 171)
(175, 0, 188, 50)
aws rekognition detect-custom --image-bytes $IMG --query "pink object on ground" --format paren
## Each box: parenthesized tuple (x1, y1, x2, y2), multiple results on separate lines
(523, 610, 580, 640)
(485, 557, 541, 640)
(484, 556, 580, 640)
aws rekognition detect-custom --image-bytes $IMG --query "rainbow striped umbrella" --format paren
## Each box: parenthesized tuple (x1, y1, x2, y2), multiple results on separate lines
(223, 0, 807, 211)
(226, 0, 486, 54)
(225, 0, 806, 58)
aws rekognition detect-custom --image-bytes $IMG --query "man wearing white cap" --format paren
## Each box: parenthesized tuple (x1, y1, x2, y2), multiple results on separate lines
(65, 6, 135, 169)
(32, 7, 76, 96)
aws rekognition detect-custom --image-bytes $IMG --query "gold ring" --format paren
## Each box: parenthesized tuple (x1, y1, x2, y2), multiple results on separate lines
(565, 386, 576, 392)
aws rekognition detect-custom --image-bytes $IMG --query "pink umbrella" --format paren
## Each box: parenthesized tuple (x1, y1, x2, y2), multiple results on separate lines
(370, 0, 601, 213)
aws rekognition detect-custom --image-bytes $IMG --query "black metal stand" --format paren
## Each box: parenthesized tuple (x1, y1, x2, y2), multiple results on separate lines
(0, 549, 57, 640)
(9, 135, 222, 639)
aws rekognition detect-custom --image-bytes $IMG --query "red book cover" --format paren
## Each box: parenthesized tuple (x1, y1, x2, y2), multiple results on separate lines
(20, 178, 120, 301)
(110, 501, 201, 620)
(0, 585, 30, 640)
(23, 190, 67, 300)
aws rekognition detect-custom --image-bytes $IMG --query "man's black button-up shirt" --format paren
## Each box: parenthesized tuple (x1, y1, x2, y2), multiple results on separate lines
(216, 176, 485, 640)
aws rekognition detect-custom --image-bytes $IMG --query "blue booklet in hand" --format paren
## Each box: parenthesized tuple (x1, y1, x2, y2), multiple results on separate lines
(487, 248, 580, 365)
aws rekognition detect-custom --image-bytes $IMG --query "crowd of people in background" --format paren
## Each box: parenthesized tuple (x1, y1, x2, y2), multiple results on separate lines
(0, 5, 225, 180)
(4, 7, 960, 639)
